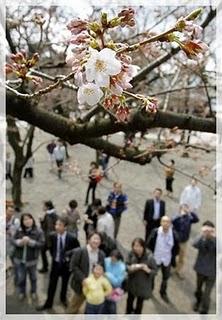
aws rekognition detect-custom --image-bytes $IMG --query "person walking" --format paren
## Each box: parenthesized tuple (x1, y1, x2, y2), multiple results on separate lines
(12, 213, 44, 301)
(6, 152, 13, 183)
(143, 188, 165, 241)
(39, 201, 58, 273)
(180, 177, 202, 213)
(46, 140, 56, 170)
(62, 200, 81, 239)
(106, 182, 128, 239)
(147, 216, 179, 303)
(192, 221, 216, 314)
(36, 217, 80, 310)
(83, 264, 112, 314)
(84, 199, 101, 239)
(69, 232, 105, 314)
(126, 238, 157, 314)
(164, 159, 175, 196)
(53, 140, 66, 179)
(23, 154, 34, 179)
(85, 162, 101, 205)
(172, 204, 199, 279)
(97, 206, 114, 239)
(103, 249, 126, 314)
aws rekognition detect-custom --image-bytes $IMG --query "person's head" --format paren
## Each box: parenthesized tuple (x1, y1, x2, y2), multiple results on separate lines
(43, 200, 54, 211)
(132, 238, 146, 257)
(87, 231, 102, 250)
(92, 264, 104, 278)
(110, 249, 123, 263)
(202, 220, 215, 239)
(179, 204, 189, 215)
(69, 200, 78, 210)
(90, 161, 98, 169)
(55, 217, 68, 234)
(92, 198, 102, 209)
(6, 205, 14, 219)
(160, 216, 171, 232)
(97, 206, 106, 216)
(21, 213, 36, 230)
(153, 188, 163, 200)
(113, 182, 122, 194)
(191, 177, 198, 187)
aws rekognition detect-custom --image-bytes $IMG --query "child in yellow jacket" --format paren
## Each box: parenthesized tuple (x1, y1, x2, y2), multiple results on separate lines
(83, 264, 112, 314)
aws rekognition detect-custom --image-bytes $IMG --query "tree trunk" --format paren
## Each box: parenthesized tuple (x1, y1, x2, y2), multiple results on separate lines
(12, 159, 23, 208)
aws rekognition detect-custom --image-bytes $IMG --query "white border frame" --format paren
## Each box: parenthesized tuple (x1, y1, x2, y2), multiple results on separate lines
(1, 0, 221, 319)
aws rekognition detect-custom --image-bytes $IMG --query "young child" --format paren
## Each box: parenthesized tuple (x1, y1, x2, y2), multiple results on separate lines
(83, 264, 112, 314)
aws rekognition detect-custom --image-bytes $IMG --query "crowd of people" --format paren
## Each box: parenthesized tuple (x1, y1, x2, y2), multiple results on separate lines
(6, 174, 216, 315)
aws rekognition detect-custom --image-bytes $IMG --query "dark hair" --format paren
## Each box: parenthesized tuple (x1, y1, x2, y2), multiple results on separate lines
(155, 188, 162, 193)
(132, 237, 146, 253)
(110, 249, 123, 261)
(87, 231, 102, 242)
(90, 161, 98, 168)
(20, 213, 36, 231)
(57, 216, 68, 227)
(98, 206, 106, 215)
(44, 201, 54, 210)
(69, 200, 78, 209)
(202, 220, 215, 228)
(171, 159, 175, 164)
(92, 263, 104, 271)
(92, 198, 102, 207)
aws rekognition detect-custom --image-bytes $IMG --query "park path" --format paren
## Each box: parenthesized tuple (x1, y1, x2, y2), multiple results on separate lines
(6, 129, 216, 314)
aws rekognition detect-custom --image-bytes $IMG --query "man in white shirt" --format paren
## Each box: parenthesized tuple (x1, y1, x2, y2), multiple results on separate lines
(97, 206, 114, 239)
(147, 216, 179, 303)
(180, 177, 202, 213)
(53, 140, 66, 179)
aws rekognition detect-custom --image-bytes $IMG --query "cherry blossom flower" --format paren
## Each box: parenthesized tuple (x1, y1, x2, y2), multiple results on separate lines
(180, 40, 209, 60)
(69, 31, 90, 45)
(115, 105, 130, 122)
(118, 8, 136, 27)
(85, 48, 122, 87)
(176, 17, 203, 40)
(77, 83, 104, 106)
(67, 18, 88, 35)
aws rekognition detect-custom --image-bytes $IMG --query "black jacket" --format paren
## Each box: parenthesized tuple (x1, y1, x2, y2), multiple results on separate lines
(70, 247, 105, 294)
(12, 227, 45, 263)
(143, 199, 165, 222)
(147, 228, 179, 267)
(193, 236, 216, 277)
(40, 210, 58, 245)
(126, 250, 157, 299)
(48, 231, 80, 266)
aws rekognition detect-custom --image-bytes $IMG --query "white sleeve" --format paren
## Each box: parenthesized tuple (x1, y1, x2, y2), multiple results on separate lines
(97, 220, 105, 233)
(196, 189, 202, 209)
(180, 188, 187, 205)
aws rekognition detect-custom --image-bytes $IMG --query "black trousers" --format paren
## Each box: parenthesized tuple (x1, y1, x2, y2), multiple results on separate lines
(40, 245, 49, 270)
(6, 173, 13, 182)
(126, 292, 144, 314)
(24, 168, 33, 178)
(85, 181, 97, 204)
(166, 177, 174, 192)
(45, 261, 70, 308)
(195, 273, 216, 313)
(152, 263, 171, 295)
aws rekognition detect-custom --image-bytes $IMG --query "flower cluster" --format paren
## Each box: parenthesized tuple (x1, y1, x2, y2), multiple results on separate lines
(104, 95, 130, 122)
(5, 51, 42, 85)
(66, 9, 141, 121)
(174, 15, 209, 60)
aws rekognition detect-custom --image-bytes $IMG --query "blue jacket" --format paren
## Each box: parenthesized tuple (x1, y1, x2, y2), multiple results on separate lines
(172, 212, 199, 243)
(105, 257, 126, 288)
(106, 192, 128, 217)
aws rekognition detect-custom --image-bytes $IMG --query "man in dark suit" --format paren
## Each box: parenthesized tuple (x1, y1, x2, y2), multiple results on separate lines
(69, 231, 105, 313)
(143, 188, 165, 241)
(36, 217, 80, 310)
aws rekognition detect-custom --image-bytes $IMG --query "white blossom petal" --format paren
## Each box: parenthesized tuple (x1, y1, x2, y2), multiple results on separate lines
(77, 83, 103, 106)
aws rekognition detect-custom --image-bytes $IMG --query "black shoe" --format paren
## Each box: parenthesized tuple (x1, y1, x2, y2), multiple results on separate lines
(160, 293, 170, 304)
(61, 300, 68, 308)
(38, 268, 48, 273)
(200, 310, 208, 314)
(193, 302, 200, 312)
(36, 304, 51, 311)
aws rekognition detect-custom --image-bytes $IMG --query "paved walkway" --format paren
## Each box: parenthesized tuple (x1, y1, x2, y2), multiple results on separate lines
(6, 129, 216, 314)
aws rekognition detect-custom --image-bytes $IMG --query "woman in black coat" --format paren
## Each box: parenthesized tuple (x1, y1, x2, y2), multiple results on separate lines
(126, 238, 157, 314)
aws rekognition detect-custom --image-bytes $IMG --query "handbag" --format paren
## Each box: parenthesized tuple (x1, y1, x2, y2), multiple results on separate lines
(107, 288, 124, 302)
